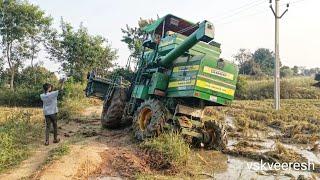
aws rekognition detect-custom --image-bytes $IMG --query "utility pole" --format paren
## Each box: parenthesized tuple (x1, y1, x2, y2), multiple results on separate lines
(269, 0, 289, 110)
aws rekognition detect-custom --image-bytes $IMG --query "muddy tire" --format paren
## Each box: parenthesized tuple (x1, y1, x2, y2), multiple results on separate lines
(133, 99, 167, 141)
(204, 120, 228, 151)
(101, 87, 127, 129)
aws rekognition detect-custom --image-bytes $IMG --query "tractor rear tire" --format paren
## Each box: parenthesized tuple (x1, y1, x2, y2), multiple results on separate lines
(204, 120, 228, 151)
(133, 99, 167, 141)
(101, 87, 127, 129)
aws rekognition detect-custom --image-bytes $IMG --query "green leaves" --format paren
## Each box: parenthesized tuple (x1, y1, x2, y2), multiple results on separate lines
(252, 48, 276, 76)
(45, 20, 117, 82)
(0, 0, 52, 89)
(121, 18, 153, 62)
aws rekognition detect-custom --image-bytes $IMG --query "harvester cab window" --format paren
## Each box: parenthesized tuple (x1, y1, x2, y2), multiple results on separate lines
(154, 15, 198, 38)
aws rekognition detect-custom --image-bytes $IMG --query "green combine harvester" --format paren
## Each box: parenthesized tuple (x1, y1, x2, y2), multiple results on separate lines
(86, 14, 239, 150)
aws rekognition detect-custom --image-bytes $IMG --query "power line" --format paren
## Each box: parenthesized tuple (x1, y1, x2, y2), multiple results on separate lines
(216, 0, 311, 26)
(214, 0, 266, 22)
(213, 0, 264, 18)
(216, 9, 268, 26)
(290, 0, 310, 5)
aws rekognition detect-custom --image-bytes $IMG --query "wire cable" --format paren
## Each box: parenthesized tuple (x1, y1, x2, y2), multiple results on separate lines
(214, 0, 266, 22)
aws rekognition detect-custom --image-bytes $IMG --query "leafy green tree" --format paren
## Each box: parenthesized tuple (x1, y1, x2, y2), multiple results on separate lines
(233, 49, 253, 74)
(292, 66, 299, 76)
(121, 18, 153, 64)
(252, 48, 276, 76)
(45, 20, 117, 82)
(239, 60, 263, 76)
(280, 66, 293, 78)
(15, 66, 57, 87)
(108, 67, 135, 82)
(0, 0, 52, 89)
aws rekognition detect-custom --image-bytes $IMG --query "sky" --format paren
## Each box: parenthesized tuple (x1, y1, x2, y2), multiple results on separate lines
(28, 0, 320, 73)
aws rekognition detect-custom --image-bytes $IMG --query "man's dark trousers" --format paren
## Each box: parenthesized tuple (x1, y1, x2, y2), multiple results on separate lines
(45, 113, 58, 142)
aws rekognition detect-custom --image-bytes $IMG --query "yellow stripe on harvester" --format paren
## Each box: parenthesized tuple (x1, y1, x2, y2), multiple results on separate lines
(168, 80, 196, 88)
(203, 66, 234, 80)
(196, 79, 235, 96)
(173, 65, 200, 73)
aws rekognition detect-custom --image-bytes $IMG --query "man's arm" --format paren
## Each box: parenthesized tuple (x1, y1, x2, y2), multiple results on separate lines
(58, 78, 66, 90)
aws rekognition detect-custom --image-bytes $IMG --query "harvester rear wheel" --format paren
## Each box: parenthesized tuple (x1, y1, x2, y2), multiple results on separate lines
(133, 99, 167, 140)
(101, 87, 127, 129)
(204, 120, 228, 150)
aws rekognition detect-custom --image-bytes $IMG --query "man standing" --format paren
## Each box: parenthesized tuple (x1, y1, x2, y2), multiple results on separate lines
(40, 81, 64, 146)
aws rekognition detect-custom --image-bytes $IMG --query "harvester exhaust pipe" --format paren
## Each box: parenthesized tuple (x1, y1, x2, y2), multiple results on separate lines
(159, 20, 215, 67)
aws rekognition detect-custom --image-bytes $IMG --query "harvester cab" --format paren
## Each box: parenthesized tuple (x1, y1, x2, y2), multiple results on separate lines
(86, 14, 239, 150)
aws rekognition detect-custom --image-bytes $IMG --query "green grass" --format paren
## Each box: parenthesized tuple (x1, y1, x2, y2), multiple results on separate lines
(137, 133, 204, 179)
(0, 111, 43, 173)
(58, 82, 101, 121)
(141, 133, 190, 168)
(45, 143, 70, 164)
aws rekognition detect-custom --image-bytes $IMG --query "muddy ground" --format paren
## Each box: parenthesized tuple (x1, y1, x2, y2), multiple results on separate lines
(0, 105, 319, 180)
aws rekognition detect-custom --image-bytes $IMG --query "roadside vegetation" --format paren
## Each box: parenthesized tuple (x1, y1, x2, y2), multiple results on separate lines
(0, 77, 97, 173)
(0, 110, 43, 173)
(141, 133, 190, 170)
(236, 76, 320, 100)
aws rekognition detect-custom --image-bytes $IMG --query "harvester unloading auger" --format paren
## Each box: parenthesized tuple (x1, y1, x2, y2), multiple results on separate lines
(86, 14, 239, 150)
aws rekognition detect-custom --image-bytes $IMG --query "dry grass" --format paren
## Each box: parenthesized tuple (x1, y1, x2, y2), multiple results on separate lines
(238, 76, 320, 100)
(223, 99, 320, 144)
(264, 142, 307, 163)
(0, 108, 43, 172)
(0, 107, 43, 123)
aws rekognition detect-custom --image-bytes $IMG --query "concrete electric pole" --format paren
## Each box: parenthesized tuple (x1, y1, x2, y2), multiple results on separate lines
(269, 0, 289, 110)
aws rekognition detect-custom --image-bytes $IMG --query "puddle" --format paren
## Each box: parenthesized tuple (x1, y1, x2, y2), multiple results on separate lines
(196, 150, 317, 180)
(225, 116, 236, 129)
(283, 143, 320, 164)
(224, 137, 320, 179)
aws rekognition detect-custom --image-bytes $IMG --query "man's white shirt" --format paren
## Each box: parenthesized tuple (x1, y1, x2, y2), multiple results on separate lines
(40, 91, 59, 115)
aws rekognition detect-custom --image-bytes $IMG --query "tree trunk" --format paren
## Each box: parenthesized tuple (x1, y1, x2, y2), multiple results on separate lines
(10, 69, 14, 90)
(6, 42, 14, 90)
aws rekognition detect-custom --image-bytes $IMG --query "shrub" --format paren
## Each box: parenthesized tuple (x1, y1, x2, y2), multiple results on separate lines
(0, 86, 43, 107)
(57, 80, 97, 121)
(15, 66, 58, 88)
(0, 111, 42, 172)
(235, 76, 248, 100)
(141, 133, 190, 168)
(235, 76, 320, 100)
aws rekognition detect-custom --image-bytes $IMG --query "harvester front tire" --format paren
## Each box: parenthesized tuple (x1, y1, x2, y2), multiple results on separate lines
(204, 120, 228, 151)
(101, 87, 127, 129)
(133, 99, 167, 141)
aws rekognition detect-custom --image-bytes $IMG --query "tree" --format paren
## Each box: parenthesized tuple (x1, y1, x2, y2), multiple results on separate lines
(252, 48, 276, 76)
(121, 18, 153, 65)
(292, 66, 299, 76)
(0, 0, 52, 89)
(240, 60, 263, 76)
(15, 65, 57, 87)
(45, 20, 117, 82)
(233, 49, 252, 74)
(0, 56, 3, 73)
(280, 66, 293, 78)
